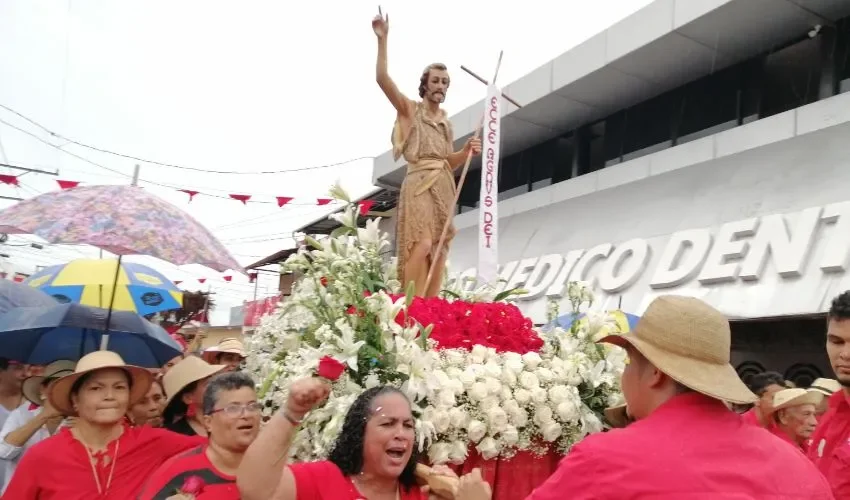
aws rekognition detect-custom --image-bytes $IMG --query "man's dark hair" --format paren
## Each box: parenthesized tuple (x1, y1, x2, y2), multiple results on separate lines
(0, 358, 9, 371)
(327, 386, 418, 491)
(747, 372, 786, 396)
(202, 372, 255, 415)
(829, 291, 850, 321)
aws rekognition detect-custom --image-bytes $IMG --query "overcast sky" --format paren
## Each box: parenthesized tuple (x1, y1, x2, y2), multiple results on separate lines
(0, 0, 651, 324)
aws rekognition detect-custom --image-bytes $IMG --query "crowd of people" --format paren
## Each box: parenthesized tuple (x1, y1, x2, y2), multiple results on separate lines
(0, 289, 850, 498)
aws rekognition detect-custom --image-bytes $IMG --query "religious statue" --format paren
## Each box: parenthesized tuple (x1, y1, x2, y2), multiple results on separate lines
(372, 10, 481, 297)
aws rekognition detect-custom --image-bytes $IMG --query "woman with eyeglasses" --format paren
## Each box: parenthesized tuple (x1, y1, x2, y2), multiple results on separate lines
(138, 372, 261, 499)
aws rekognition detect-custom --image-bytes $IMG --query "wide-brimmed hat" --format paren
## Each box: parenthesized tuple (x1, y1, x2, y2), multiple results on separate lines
(48, 351, 154, 415)
(163, 355, 226, 409)
(604, 404, 633, 428)
(808, 378, 841, 397)
(22, 360, 76, 406)
(773, 388, 823, 412)
(598, 295, 757, 405)
(201, 338, 245, 363)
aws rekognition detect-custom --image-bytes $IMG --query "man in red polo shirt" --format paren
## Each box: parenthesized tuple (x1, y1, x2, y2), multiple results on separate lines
(515, 296, 833, 499)
(808, 290, 850, 496)
(769, 388, 820, 452)
(740, 371, 787, 428)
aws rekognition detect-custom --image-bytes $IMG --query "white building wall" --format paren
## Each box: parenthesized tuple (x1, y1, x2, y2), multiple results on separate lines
(445, 92, 850, 323)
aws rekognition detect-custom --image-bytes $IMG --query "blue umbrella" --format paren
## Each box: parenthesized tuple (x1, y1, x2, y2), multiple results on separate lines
(0, 279, 59, 314)
(0, 303, 183, 367)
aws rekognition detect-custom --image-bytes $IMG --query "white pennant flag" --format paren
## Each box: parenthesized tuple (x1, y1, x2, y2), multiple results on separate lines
(477, 84, 501, 284)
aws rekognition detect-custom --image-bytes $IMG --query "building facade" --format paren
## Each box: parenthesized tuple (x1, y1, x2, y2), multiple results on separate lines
(370, 0, 850, 385)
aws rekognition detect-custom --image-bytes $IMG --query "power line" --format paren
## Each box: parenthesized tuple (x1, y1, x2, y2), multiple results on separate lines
(0, 103, 375, 175)
(0, 117, 346, 206)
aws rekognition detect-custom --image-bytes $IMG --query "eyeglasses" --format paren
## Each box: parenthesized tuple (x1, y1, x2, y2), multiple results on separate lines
(208, 402, 262, 417)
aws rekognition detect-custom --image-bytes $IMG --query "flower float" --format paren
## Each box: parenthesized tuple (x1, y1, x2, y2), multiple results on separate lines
(245, 185, 627, 465)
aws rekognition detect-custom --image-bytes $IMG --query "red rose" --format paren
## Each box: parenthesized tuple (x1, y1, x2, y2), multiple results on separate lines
(320, 276, 328, 287)
(180, 475, 205, 495)
(317, 356, 346, 381)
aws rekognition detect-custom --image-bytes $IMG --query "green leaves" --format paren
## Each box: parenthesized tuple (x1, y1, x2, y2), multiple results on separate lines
(305, 236, 324, 250)
(493, 287, 528, 302)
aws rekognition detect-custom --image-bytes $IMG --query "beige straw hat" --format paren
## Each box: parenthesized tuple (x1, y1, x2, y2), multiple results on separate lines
(22, 360, 76, 406)
(604, 404, 633, 428)
(201, 337, 246, 363)
(163, 355, 226, 409)
(808, 378, 841, 397)
(48, 351, 154, 415)
(598, 295, 757, 405)
(773, 388, 823, 412)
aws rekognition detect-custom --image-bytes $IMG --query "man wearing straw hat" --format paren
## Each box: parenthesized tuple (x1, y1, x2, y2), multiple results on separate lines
(0, 360, 73, 494)
(808, 291, 850, 497)
(514, 295, 833, 499)
(202, 337, 246, 373)
(808, 377, 840, 418)
(769, 388, 821, 452)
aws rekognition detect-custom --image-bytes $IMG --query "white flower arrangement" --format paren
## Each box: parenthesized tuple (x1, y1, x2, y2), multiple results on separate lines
(245, 185, 627, 464)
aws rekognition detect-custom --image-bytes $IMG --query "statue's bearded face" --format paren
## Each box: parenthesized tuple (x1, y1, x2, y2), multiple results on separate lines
(425, 69, 450, 104)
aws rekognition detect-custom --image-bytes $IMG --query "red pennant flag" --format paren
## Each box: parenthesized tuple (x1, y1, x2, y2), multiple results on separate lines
(0, 175, 19, 186)
(223, 275, 233, 282)
(179, 189, 199, 202)
(194, 310, 209, 323)
(56, 180, 80, 190)
(276, 196, 293, 207)
(249, 272, 258, 283)
(12, 276, 23, 283)
(317, 198, 332, 206)
(198, 278, 207, 284)
(174, 280, 182, 286)
(359, 200, 375, 215)
(229, 194, 251, 205)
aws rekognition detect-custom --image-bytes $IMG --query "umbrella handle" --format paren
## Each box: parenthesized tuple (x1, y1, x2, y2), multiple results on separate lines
(101, 255, 123, 350)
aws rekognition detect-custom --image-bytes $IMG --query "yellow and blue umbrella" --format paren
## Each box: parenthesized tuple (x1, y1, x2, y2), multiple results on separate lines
(24, 259, 183, 317)
(553, 310, 640, 334)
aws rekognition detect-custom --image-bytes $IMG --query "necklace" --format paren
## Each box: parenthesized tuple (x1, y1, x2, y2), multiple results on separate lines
(350, 476, 400, 500)
(83, 440, 120, 495)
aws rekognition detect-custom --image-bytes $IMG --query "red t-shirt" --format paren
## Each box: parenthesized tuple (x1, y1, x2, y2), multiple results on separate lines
(527, 393, 832, 499)
(808, 390, 850, 497)
(289, 460, 426, 500)
(137, 445, 239, 500)
(2, 424, 206, 499)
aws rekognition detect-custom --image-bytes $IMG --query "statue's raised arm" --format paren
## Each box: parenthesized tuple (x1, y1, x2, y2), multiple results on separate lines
(373, 9, 414, 119)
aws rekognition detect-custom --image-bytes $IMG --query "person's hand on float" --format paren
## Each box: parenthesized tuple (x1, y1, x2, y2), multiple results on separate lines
(284, 377, 331, 421)
(372, 8, 388, 39)
(420, 464, 459, 499)
(463, 138, 482, 157)
(456, 469, 492, 500)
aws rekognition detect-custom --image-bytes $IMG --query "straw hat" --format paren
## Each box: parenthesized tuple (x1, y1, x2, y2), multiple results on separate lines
(22, 360, 76, 406)
(598, 295, 757, 405)
(163, 355, 226, 409)
(808, 378, 841, 397)
(201, 337, 246, 363)
(48, 351, 154, 415)
(773, 388, 823, 412)
(604, 404, 633, 428)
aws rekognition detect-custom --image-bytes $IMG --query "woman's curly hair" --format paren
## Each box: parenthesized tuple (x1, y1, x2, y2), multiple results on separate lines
(419, 63, 449, 98)
(327, 386, 419, 490)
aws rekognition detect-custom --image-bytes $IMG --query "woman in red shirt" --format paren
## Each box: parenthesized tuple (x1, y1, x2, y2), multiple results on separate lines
(238, 379, 453, 500)
(3, 351, 206, 499)
(138, 371, 260, 499)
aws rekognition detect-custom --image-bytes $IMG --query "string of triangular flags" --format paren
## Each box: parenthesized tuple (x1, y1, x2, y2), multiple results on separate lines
(173, 271, 259, 288)
(0, 176, 376, 214)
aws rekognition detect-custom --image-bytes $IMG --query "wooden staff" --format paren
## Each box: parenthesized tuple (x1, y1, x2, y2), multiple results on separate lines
(423, 51, 505, 293)
(460, 65, 523, 109)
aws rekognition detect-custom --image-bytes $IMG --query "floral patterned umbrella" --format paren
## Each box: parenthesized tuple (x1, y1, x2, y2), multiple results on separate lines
(0, 185, 243, 273)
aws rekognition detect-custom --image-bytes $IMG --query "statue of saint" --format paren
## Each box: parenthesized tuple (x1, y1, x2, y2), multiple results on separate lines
(373, 10, 481, 297)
